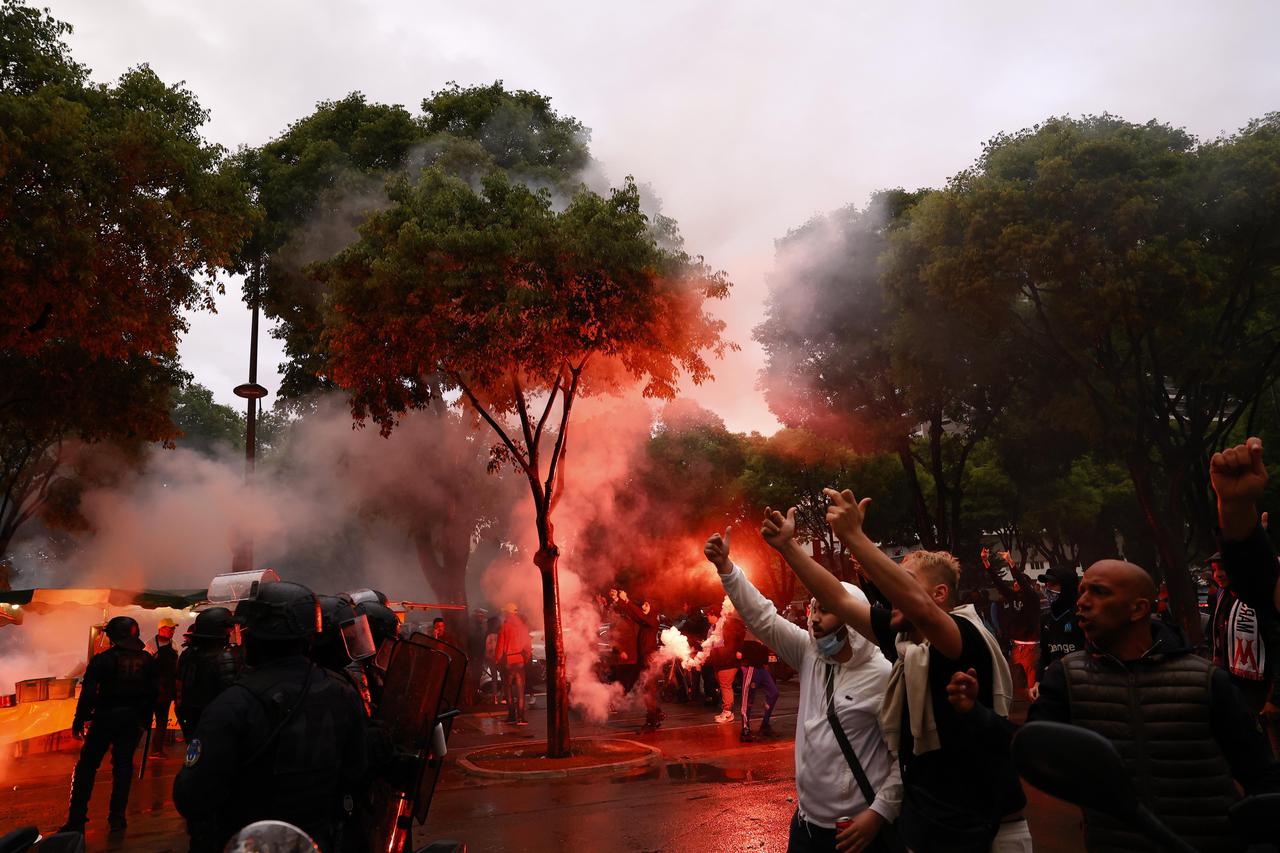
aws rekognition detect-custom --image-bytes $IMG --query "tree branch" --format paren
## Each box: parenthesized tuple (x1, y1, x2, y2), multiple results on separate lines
(544, 359, 586, 513)
(455, 377, 534, 479)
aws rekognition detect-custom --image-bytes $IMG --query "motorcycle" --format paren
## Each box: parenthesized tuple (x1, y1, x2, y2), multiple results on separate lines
(1013, 721, 1280, 853)
(0, 821, 465, 853)
(0, 828, 80, 853)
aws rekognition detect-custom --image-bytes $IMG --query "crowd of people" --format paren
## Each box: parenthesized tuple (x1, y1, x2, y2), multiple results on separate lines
(689, 435, 1280, 852)
(51, 436, 1280, 852)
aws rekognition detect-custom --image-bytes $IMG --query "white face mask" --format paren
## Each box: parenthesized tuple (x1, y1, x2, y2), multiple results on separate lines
(815, 626, 849, 658)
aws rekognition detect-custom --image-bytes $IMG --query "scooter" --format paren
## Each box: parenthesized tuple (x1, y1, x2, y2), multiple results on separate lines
(0, 827, 81, 853)
(0, 821, 465, 853)
(1014, 721, 1280, 853)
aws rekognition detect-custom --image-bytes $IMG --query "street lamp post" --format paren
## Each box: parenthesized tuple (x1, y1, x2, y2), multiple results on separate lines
(232, 261, 269, 571)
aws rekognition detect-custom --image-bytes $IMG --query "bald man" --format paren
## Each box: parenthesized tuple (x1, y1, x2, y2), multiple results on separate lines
(951, 559, 1280, 852)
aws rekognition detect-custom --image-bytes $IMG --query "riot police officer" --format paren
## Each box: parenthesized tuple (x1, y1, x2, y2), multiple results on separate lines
(173, 581, 368, 853)
(61, 615, 157, 834)
(175, 606, 242, 739)
(356, 600, 398, 709)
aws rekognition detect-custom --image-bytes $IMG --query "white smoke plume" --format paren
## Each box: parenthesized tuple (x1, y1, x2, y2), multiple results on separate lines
(685, 594, 735, 670)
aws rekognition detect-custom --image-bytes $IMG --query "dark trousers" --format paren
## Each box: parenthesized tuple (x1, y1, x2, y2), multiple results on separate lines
(503, 662, 527, 721)
(67, 712, 144, 825)
(741, 665, 779, 726)
(152, 699, 172, 751)
(788, 810, 888, 853)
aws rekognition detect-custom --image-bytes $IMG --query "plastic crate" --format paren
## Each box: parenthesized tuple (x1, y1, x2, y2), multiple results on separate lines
(15, 678, 50, 703)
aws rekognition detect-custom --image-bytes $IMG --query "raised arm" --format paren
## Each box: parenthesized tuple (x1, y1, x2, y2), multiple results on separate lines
(1211, 436, 1280, 617)
(705, 529, 812, 669)
(824, 488, 963, 659)
(756, 506, 876, 645)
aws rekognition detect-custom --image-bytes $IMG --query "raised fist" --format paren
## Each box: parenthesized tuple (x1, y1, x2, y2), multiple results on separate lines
(1211, 437, 1267, 506)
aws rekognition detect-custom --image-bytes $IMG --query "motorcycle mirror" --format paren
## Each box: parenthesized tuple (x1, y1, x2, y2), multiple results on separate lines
(1013, 722, 1138, 818)
(430, 721, 448, 759)
(222, 820, 319, 853)
(31, 832, 84, 853)
(0, 826, 39, 853)
(1228, 793, 1280, 845)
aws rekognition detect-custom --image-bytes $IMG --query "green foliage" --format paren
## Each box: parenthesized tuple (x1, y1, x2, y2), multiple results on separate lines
(316, 169, 731, 434)
(170, 382, 246, 454)
(420, 80, 591, 186)
(242, 82, 602, 403)
(0, 1, 252, 559)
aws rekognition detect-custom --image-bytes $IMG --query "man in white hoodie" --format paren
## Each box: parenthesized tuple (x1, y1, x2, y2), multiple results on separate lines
(705, 528, 901, 853)
(776, 490, 1030, 853)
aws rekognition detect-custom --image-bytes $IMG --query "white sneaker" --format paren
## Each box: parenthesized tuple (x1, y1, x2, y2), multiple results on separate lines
(714, 710, 735, 724)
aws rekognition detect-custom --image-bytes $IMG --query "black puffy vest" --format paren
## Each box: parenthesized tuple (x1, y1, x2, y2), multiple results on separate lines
(1061, 648, 1243, 852)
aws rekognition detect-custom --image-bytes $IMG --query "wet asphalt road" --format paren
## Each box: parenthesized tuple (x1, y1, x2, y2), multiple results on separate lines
(0, 681, 1084, 852)
(421, 681, 1084, 852)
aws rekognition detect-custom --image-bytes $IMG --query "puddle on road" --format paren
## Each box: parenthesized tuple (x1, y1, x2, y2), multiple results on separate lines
(608, 761, 777, 785)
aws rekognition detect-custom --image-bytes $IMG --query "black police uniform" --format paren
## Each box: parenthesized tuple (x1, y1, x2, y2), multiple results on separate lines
(175, 641, 241, 739)
(174, 655, 368, 853)
(152, 638, 179, 751)
(64, 641, 157, 830)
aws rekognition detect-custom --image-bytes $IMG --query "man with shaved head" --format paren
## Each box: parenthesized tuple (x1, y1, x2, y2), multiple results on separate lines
(949, 556, 1280, 852)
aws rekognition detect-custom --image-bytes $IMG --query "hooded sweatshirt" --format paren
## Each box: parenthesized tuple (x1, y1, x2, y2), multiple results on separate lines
(721, 564, 901, 828)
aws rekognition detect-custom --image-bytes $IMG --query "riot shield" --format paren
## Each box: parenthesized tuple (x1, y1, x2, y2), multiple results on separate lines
(406, 633, 468, 824)
(368, 634, 451, 853)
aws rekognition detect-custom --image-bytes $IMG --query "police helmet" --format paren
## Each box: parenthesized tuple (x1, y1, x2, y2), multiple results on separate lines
(104, 616, 144, 650)
(190, 606, 236, 640)
(235, 581, 320, 641)
(358, 601, 399, 647)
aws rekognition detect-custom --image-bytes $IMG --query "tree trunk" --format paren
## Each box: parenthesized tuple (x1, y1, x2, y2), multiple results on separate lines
(1128, 460, 1202, 646)
(534, 539, 571, 758)
(895, 438, 936, 549)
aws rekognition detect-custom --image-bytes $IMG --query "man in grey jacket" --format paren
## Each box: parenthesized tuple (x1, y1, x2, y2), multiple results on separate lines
(706, 527, 901, 853)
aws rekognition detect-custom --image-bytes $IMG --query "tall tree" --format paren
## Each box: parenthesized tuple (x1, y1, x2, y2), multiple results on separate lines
(0, 1, 253, 562)
(756, 188, 1022, 553)
(888, 115, 1280, 640)
(243, 83, 600, 615)
(314, 166, 731, 756)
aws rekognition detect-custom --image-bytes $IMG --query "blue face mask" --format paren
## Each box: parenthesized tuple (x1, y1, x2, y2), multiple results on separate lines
(815, 627, 849, 658)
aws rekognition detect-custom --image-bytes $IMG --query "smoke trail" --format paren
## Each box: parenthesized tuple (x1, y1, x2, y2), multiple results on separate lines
(685, 594, 735, 670)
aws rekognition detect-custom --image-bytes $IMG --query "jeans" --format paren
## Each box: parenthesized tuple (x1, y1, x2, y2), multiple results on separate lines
(715, 668, 736, 713)
(503, 661, 527, 721)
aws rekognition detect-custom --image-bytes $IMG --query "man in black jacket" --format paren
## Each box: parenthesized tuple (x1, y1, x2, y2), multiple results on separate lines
(62, 616, 157, 834)
(174, 582, 367, 853)
(150, 617, 179, 757)
(950, 559, 1280, 852)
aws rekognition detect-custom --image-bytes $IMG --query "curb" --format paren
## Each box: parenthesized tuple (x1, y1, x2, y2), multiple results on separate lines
(457, 737, 663, 780)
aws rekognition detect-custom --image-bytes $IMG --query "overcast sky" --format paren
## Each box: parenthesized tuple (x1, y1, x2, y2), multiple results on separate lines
(44, 0, 1280, 434)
